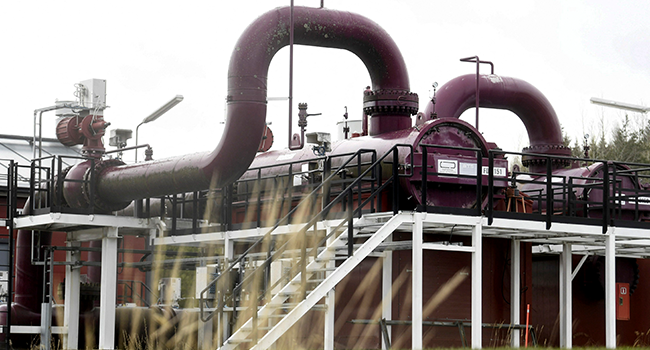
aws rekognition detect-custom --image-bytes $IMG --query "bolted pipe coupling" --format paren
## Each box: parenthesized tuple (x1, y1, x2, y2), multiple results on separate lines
(522, 144, 572, 169)
(363, 89, 419, 116)
(62, 158, 130, 213)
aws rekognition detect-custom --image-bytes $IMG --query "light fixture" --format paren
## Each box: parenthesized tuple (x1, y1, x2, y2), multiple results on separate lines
(135, 95, 184, 161)
(590, 97, 650, 114)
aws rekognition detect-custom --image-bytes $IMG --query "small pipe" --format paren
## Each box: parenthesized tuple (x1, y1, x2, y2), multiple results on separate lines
(288, 0, 297, 150)
(105, 143, 151, 156)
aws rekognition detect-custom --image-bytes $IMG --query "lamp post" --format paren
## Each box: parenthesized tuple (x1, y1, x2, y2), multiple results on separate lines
(135, 95, 184, 161)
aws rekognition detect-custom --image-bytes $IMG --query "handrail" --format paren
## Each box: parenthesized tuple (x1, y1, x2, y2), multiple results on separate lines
(199, 144, 412, 327)
(199, 148, 379, 321)
(117, 280, 157, 307)
(226, 144, 412, 306)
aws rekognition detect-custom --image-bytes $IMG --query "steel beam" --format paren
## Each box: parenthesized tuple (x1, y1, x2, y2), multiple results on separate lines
(382, 234, 392, 350)
(510, 240, 520, 348)
(64, 241, 81, 350)
(471, 223, 482, 349)
(412, 213, 423, 350)
(605, 229, 616, 349)
(325, 234, 336, 350)
(559, 243, 572, 348)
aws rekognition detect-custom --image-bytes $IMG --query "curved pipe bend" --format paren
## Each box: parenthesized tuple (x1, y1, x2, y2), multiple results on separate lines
(425, 74, 570, 171)
(87, 6, 413, 208)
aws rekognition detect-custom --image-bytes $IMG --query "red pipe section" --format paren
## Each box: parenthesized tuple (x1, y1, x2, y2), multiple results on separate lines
(425, 74, 571, 171)
(71, 5, 415, 210)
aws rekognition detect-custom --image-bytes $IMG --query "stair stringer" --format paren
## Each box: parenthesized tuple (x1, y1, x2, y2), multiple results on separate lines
(249, 212, 412, 350)
(218, 223, 351, 350)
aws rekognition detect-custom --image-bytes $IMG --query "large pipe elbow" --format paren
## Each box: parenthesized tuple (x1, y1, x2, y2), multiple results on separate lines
(426, 74, 570, 171)
(80, 6, 415, 210)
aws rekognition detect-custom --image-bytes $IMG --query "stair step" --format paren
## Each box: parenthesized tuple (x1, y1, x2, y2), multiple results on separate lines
(307, 266, 337, 272)
(275, 290, 314, 297)
(315, 255, 349, 263)
(339, 233, 374, 240)
(266, 303, 327, 310)
(227, 338, 253, 344)
(291, 278, 325, 284)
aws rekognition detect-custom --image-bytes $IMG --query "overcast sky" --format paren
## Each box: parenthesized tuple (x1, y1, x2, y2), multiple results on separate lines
(2, 0, 649, 162)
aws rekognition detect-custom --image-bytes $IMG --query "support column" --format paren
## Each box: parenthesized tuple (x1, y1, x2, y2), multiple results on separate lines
(605, 229, 616, 349)
(324, 234, 336, 350)
(559, 243, 572, 348)
(412, 214, 423, 350)
(510, 240, 520, 348)
(471, 223, 482, 349)
(64, 240, 81, 350)
(221, 235, 234, 345)
(382, 234, 393, 350)
(98, 227, 119, 350)
(197, 265, 213, 350)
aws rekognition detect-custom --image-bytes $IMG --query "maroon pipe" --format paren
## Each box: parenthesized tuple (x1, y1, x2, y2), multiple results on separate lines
(9, 199, 51, 314)
(77, 6, 414, 210)
(425, 74, 571, 171)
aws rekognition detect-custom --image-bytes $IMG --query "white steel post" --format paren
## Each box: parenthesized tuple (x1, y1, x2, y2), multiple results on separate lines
(222, 235, 234, 344)
(382, 234, 393, 350)
(412, 214, 423, 350)
(471, 222, 482, 349)
(559, 243, 572, 348)
(510, 240, 520, 348)
(324, 234, 336, 350)
(197, 267, 213, 350)
(64, 240, 81, 350)
(98, 227, 119, 350)
(605, 229, 616, 349)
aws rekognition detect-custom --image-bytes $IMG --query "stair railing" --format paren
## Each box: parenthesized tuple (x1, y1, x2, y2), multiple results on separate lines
(199, 144, 412, 346)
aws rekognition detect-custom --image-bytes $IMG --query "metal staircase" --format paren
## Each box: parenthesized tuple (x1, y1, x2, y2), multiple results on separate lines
(233, 214, 406, 350)
(199, 145, 413, 350)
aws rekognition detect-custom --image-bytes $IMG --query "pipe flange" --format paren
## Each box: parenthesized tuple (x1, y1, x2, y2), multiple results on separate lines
(53, 166, 72, 208)
(363, 89, 419, 115)
(81, 158, 128, 213)
(521, 144, 572, 167)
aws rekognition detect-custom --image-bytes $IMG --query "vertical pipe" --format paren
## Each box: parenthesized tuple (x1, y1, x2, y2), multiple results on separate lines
(288, 0, 295, 149)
